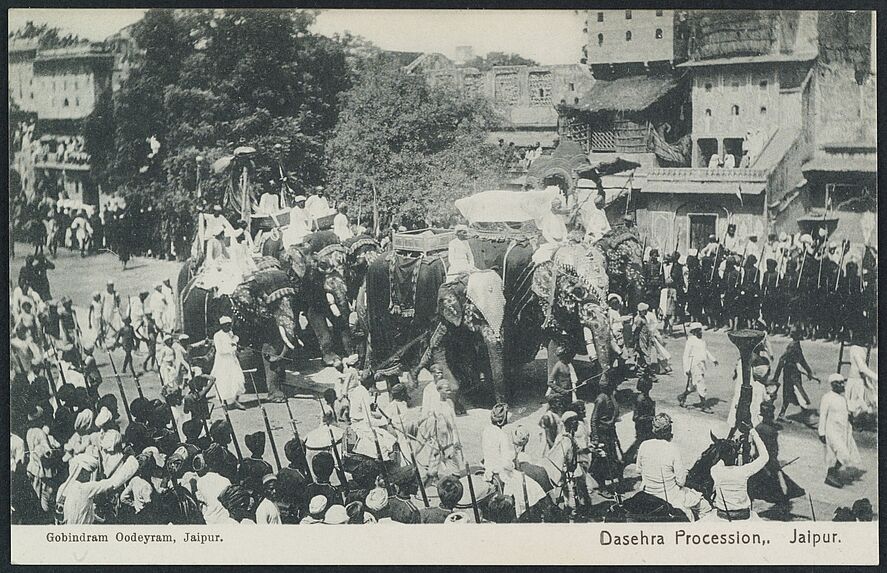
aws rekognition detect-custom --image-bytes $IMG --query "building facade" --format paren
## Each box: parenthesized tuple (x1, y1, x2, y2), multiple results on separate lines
(582, 9, 687, 72)
(9, 38, 114, 205)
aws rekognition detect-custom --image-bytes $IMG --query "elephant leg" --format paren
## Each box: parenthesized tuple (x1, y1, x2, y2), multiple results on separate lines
(306, 306, 339, 366)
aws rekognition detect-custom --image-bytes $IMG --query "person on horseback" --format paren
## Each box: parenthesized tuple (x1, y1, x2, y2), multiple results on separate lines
(636, 413, 706, 521)
(701, 424, 769, 522)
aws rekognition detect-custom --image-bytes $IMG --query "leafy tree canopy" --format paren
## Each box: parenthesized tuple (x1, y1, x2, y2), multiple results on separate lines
(9, 21, 86, 49)
(325, 62, 509, 229)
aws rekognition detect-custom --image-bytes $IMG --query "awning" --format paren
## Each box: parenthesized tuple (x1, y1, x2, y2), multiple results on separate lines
(677, 52, 818, 67)
(561, 75, 681, 114)
(802, 155, 876, 174)
(642, 180, 766, 195)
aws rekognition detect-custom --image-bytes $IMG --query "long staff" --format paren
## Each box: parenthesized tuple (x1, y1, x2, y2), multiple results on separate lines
(317, 398, 349, 498)
(394, 408, 429, 508)
(451, 421, 481, 523)
(246, 369, 282, 471)
(104, 348, 132, 424)
(361, 394, 392, 495)
(212, 381, 243, 461)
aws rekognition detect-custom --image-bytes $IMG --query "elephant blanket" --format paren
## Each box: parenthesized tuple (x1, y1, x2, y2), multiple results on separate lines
(466, 270, 506, 337)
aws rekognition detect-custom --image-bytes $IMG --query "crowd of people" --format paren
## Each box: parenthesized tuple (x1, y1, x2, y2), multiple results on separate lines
(9, 182, 877, 527)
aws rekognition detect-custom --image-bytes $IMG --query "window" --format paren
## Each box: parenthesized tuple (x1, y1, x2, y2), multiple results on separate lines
(597, 12, 604, 22)
(656, 9, 664, 16)
(574, 97, 580, 104)
(731, 105, 740, 115)
(75, 97, 80, 107)
(759, 80, 768, 90)
(760, 106, 767, 115)
(74, 80, 79, 89)
(731, 81, 740, 91)
(52, 81, 56, 91)
(63, 98, 70, 107)
(598, 33, 604, 46)
(655, 28, 663, 39)
(626, 31, 632, 41)
(704, 83, 713, 92)
(704, 108, 712, 117)
(30, 92, 34, 100)
(569, 82, 575, 91)
(625, 10, 632, 19)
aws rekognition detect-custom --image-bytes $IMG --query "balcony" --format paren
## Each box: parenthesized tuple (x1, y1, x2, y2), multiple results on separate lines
(646, 167, 768, 182)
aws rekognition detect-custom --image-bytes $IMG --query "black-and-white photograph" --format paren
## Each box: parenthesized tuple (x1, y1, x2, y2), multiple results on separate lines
(7, 7, 878, 561)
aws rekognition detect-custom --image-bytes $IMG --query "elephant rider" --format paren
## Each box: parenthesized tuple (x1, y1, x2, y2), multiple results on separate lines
(347, 376, 397, 460)
(701, 425, 769, 522)
(636, 413, 706, 521)
(282, 195, 310, 248)
(200, 205, 236, 255)
(481, 403, 515, 491)
(533, 196, 569, 264)
(446, 224, 477, 280)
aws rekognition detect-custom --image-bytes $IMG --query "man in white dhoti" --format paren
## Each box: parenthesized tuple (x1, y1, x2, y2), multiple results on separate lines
(347, 378, 397, 459)
(211, 317, 246, 410)
(481, 403, 515, 487)
(818, 374, 862, 488)
(282, 196, 310, 248)
(333, 205, 353, 241)
(679, 322, 718, 409)
(147, 284, 168, 331)
(446, 225, 476, 280)
(161, 279, 177, 332)
(305, 187, 331, 230)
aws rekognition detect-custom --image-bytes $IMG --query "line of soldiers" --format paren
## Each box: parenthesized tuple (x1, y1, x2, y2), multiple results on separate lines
(641, 227, 877, 343)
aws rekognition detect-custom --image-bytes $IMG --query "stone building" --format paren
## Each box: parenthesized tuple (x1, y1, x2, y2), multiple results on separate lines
(105, 23, 143, 92)
(595, 10, 877, 253)
(405, 52, 594, 149)
(9, 38, 114, 204)
(582, 9, 688, 73)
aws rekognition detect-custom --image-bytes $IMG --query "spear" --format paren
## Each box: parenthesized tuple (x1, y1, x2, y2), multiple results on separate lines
(211, 379, 243, 462)
(394, 407, 429, 508)
(834, 240, 849, 291)
(452, 421, 481, 523)
(246, 369, 282, 472)
(361, 394, 391, 495)
(317, 398, 349, 497)
(105, 348, 132, 424)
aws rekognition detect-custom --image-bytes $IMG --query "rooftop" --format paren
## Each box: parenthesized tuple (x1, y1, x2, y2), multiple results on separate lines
(677, 51, 818, 68)
(559, 74, 681, 114)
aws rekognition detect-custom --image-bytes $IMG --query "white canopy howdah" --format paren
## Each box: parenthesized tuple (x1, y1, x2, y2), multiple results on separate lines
(455, 188, 560, 226)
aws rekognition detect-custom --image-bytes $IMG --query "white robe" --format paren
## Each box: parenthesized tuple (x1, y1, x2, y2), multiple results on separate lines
(282, 207, 310, 247)
(333, 213, 353, 241)
(818, 391, 861, 469)
(211, 329, 246, 402)
(446, 238, 476, 278)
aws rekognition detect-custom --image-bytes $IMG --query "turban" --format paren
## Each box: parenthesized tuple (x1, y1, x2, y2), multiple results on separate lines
(389, 464, 417, 487)
(637, 302, 649, 312)
(210, 419, 232, 443)
(828, 373, 846, 386)
(74, 409, 94, 433)
(512, 426, 530, 449)
(324, 504, 349, 524)
(73, 452, 100, 474)
(490, 403, 508, 426)
(311, 451, 334, 480)
(100, 429, 123, 452)
(244, 431, 266, 455)
(94, 407, 113, 429)
(309, 495, 328, 516)
(283, 438, 305, 465)
(130, 398, 152, 422)
(219, 484, 253, 515)
(365, 487, 389, 513)
(345, 501, 367, 524)
(651, 413, 673, 435)
(203, 443, 227, 472)
(182, 419, 203, 441)
(437, 475, 464, 509)
(445, 511, 469, 523)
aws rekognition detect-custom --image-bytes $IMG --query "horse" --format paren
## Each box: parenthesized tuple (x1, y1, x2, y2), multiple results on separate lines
(685, 431, 741, 504)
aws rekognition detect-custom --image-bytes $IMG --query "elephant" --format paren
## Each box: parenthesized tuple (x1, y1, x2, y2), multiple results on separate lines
(177, 255, 300, 391)
(262, 230, 357, 366)
(596, 224, 646, 313)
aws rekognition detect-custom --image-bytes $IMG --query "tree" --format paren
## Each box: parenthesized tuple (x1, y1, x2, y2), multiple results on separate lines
(464, 51, 538, 71)
(325, 63, 507, 230)
(9, 21, 86, 49)
(99, 8, 353, 259)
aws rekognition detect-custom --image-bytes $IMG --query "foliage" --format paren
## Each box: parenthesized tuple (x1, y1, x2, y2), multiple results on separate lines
(325, 63, 508, 229)
(9, 21, 86, 49)
(100, 8, 352, 258)
(464, 51, 539, 71)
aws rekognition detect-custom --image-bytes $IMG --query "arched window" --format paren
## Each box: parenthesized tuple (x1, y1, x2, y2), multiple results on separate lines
(574, 97, 580, 105)
(656, 9, 663, 16)
(731, 105, 740, 116)
(538, 88, 545, 98)
(759, 80, 768, 90)
(63, 98, 70, 107)
(598, 33, 604, 46)
(705, 108, 712, 117)
(704, 83, 713, 92)
(626, 30, 632, 41)
(655, 28, 663, 39)
(625, 10, 632, 19)
(597, 12, 604, 22)
(760, 106, 767, 115)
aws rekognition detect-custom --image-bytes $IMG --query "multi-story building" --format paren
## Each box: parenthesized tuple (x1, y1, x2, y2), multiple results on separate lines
(582, 9, 688, 74)
(406, 52, 594, 149)
(105, 23, 142, 92)
(9, 38, 114, 204)
(624, 10, 875, 253)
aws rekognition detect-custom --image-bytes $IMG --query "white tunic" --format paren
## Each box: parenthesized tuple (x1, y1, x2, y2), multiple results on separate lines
(211, 329, 246, 402)
(447, 238, 476, 277)
(481, 424, 515, 481)
(818, 391, 862, 468)
(282, 207, 310, 247)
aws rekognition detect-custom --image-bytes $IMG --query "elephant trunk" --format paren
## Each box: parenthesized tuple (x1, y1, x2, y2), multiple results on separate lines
(479, 325, 506, 403)
(272, 297, 299, 351)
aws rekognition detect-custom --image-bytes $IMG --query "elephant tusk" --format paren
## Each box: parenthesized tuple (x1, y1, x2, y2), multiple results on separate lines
(278, 324, 296, 350)
(326, 292, 341, 317)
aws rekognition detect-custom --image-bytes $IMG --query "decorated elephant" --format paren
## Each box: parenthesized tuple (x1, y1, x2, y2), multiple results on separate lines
(595, 223, 646, 313)
(177, 256, 300, 389)
(262, 230, 356, 365)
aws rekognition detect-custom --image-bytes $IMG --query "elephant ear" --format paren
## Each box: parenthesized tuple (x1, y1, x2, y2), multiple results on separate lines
(438, 284, 463, 327)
